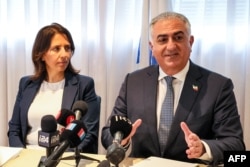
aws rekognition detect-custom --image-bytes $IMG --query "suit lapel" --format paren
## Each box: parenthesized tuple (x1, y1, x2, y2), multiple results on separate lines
(166, 62, 202, 149)
(143, 66, 161, 152)
(20, 80, 41, 119)
(61, 74, 78, 110)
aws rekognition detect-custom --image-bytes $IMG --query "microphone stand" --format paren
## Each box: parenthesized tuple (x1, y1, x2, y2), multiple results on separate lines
(60, 147, 101, 167)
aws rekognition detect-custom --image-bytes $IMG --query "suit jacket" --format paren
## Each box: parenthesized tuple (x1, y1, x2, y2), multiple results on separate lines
(101, 60, 245, 165)
(8, 71, 100, 153)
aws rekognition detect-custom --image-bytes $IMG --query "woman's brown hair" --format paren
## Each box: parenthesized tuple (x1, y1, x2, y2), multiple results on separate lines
(31, 23, 79, 80)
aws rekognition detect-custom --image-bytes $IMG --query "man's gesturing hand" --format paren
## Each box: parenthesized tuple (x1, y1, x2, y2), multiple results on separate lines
(121, 119, 142, 146)
(180, 122, 205, 159)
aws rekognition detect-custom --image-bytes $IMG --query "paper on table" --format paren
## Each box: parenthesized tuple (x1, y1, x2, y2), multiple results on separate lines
(0, 146, 23, 166)
(130, 156, 199, 167)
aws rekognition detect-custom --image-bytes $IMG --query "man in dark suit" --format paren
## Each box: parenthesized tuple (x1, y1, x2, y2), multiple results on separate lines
(101, 11, 245, 165)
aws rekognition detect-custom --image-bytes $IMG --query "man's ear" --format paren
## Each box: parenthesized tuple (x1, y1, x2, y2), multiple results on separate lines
(149, 41, 153, 50)
(189, 35, 194, 47)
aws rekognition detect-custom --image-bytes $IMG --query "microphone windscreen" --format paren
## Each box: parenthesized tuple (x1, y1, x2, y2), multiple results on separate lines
(41, 115, 57, 132)
(72, 100, 88, 117)
(60, 120, 87, 147)
(56, 109, 75, 126)
(110, 115, 132, 139)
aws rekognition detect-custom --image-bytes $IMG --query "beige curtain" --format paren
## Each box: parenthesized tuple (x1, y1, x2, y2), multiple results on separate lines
(0, 0, 249, 155)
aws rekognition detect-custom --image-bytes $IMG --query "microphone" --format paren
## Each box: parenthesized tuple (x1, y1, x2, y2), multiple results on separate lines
(109, 115, 132, 144)
(106, 115, 132, 166)
(42, 120, 87, 167)
(38, 115, 60, 157)
(97, 160, 111, 167)
(55, 108, 75, 127)
(58, 100, 100, 165)
(72, 100, 88, 120)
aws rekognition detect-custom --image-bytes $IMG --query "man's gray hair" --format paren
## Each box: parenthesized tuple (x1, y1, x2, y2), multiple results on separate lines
(149, 11, 191, 39)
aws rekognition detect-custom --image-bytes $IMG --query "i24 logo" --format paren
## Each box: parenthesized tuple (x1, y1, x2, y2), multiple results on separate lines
(39, 135, 59, 144)
(39, 135, 49, 143)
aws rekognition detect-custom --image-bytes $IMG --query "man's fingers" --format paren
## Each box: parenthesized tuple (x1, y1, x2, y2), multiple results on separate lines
(121, 119, 142, 146)
(133, 119, 142, 129)
(130, 119, 142, 137)
(180, 121, 192, 136)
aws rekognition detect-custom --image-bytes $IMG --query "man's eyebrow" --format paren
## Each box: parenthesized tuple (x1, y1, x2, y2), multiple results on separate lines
(173, 31, 184, 35)
(156, 31, 185, 39)
(157, 34, 167, 39)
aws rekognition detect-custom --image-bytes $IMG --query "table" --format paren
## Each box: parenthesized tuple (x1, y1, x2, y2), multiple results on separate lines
(3, 148, 208, 167)
(2, 148, 142, 167)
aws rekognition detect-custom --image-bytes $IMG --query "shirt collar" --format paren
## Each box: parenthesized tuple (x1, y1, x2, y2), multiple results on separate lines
(158, 60, 190, 82)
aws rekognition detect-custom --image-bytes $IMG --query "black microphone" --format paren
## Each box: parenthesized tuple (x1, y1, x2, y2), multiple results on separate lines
(97, 160, 111, 167)
(42, 120, 87, 167)
(38, 115, 60, 157)
(106, 115, 132, 166)
(55, 108, 75, 127)
(72, 100, 88, 120)
(109, 115, 132, 144)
